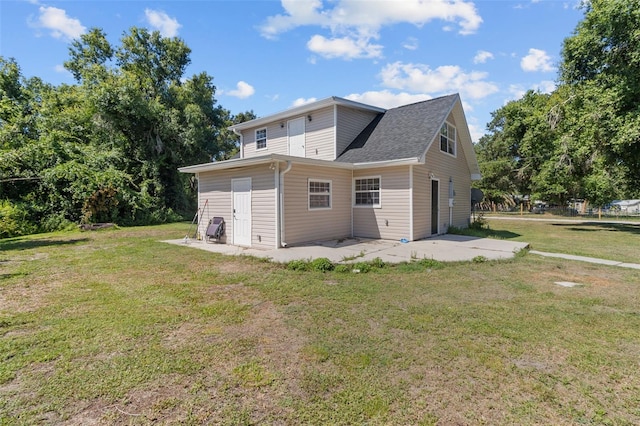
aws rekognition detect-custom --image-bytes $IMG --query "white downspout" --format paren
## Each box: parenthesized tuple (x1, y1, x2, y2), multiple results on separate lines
(233, 128, 244, 159)
(350, 169, 354, 238)
(274, 162, 280, 249)
(448, 177, 454, 229)
(409, 165, 414, 241)
(279, 161, 293, 247)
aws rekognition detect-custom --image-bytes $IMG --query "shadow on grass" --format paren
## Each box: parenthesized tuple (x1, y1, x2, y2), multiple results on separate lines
(551, 223, 640, 235)
(0, 237, 90, 252)
(449, 228, 521, 239)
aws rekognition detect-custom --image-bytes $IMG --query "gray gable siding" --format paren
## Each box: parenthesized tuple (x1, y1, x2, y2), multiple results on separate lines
(335, 106, 381, 159)
(335, 94, 458, 163)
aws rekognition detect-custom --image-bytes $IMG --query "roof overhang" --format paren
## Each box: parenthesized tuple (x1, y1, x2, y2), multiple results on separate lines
(229, 96, 386, 132)
(179, 154, 354, 174)
(351, 157, 421, 169)
(179, 154, 421, 174)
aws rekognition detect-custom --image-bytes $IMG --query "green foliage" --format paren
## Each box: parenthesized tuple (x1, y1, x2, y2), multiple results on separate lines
(476, 0, 640, 207)
(310, 257, 335, 272)
(334, 264, 351, 273)
(287, 259, 310, 271)
(469, 214, 488, 231)
(369, 257, 386, 269)
(352, 262, 371, 273)
(417, 258, 444, 269)
(0, 200, 36, 238)
(0, 28, 257, 238)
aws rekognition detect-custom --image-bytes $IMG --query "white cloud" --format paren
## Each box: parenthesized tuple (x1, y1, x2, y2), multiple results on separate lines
(473, 50, 494, 64)
(227, 81, 255, 99)
(261, 0, 481, 37)
(307, 34, 382, 59)
(260, 0, 482, 59)
(144, 9, 181, 37)
(467, 121, 485, 143)
(292, 97, 318, 107)
(344, 90, 430, 109)
(533, 80, 556, 94)
(507, 84, 526, 102)
(379, 61, 499, 100)
(520, 48, 554, 72)
(402, 37, 419, 51)
(33, 6, 86, 40)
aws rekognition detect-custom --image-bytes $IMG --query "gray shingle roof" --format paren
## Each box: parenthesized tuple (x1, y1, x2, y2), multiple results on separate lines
(335, 93, 459, 163)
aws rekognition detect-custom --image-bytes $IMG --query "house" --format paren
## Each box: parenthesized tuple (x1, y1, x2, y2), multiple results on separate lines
(611, 200, 640, 214)
(178, 94, 481, 249)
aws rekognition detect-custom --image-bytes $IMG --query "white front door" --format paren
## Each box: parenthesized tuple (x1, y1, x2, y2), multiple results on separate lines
(232, 178, 251, 246)
(288, 117, 306, 157)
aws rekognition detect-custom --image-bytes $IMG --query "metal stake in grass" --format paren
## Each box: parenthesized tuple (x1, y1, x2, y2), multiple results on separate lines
(185, 199, 209, 243)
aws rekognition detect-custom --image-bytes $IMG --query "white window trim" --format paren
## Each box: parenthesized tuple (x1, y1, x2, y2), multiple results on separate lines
(353, 175, 381, 208)
(255, 128, 267, 151)
(439, 121, 457, 158)
(308, 178, 332, 210)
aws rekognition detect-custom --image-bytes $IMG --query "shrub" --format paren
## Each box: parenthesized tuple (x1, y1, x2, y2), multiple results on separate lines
(472, 255, 488, 263)
(469, 213, 487, 230)
(417, 258, 444, 269)
(310, 257, 334, 272)
(352, 262, 371, 273)
(287, 259, 310, 271)
(334, 264, 351, 273)
(0, 200, 36, 238)
(369, 257, 386, 269)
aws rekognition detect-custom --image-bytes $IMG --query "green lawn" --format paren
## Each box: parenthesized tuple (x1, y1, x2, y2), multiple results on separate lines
(1, 223, 640, 425)
(473, 215, 640, 264)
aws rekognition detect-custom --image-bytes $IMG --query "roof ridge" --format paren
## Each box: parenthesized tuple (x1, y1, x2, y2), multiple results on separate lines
(388, 93, 459, 110)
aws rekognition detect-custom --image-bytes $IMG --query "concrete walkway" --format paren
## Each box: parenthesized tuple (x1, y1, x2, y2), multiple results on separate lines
(485, 216, 640, 269)
(164, 234, 529, 264)
(530, 250, 640, 270)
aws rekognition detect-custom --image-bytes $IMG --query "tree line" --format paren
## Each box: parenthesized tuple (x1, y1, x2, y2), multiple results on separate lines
(3, 1, 639, 237)
(1, 27, 254, 237)
(474, 0, 640, 211)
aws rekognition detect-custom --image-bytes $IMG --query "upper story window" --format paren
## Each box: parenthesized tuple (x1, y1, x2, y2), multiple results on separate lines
(308, 179, 331, 210)
(354, 176, 381, 208)
(256, 128, 267, 150)
(440, 122, 456, 156)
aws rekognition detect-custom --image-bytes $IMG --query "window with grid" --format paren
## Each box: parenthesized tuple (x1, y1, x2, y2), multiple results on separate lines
(354, 177, 380, 207)
(308, 180, 331, 209)
(440, 122, 456, 156)
(256, 128, 267, 150)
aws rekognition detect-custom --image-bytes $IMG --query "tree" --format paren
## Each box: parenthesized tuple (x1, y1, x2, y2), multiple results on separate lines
(65, 27, 227, 216)
(476, 0, 640, 209)
(560, 0, 640, 198)
(1, 27, 239, 236)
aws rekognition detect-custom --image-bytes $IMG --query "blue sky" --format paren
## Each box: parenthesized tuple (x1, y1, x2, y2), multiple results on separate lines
(1, 0, 586, 141)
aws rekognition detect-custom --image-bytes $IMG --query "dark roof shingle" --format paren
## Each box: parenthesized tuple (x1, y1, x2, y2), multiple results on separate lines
(335, 93, 459, 163)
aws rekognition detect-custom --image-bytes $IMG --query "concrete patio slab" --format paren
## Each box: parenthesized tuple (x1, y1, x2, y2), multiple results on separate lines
(163, 235, 530, 264)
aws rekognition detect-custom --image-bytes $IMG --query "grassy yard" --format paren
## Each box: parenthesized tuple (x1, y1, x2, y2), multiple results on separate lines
(475, 215, 640, 264)
(1, 222, 639, 425)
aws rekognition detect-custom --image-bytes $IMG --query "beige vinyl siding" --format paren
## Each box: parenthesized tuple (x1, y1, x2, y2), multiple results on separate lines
(282, 164, 352, 245)
(335, 106, 380, 157)
(241, 107, 336, 160)
(353, 166, 411, 240)
(423, 111, 472, 232)
(412, 165, 430, 240)
(197, 164, 276, 249)
(305, 106, 335, 160)
(241, 123, 288, 158)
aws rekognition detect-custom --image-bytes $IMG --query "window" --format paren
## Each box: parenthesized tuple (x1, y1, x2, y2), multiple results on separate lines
(440, 122, 456, 156)
(354, 177, 381, 207)
(308, 179, 331, 210)
(256, 128, 267, 150)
